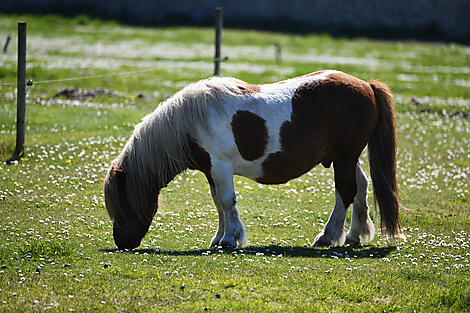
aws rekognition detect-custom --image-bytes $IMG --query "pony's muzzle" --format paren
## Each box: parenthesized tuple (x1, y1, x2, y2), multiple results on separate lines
(113, 223, 143, 250)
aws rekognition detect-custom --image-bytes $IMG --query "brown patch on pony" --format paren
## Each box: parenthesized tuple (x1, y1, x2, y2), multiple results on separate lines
(257, 72, 378, 207)
(233, 81, 261, 95)
(320, 154, 333, 168)
(186, 140, 215, 204)
(104, 163, 129, 223)
(104, 153, 129, 220)
(105, 152, 157, 250)
(231, 110, 268, 161)
(187, 136, 212, 174)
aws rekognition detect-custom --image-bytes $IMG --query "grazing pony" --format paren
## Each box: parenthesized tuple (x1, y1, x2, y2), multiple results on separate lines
(104, 70, 400, 249)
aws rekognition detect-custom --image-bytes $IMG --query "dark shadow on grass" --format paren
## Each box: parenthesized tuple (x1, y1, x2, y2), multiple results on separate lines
(101, 244, 396, 259)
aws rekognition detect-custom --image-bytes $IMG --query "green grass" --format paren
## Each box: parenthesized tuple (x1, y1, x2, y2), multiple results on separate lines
(0, 14, 469, 312)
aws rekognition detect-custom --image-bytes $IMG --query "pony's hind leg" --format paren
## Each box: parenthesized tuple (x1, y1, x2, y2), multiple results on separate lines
(313, 189, 348, 247)
(208, 160, 246, 248)
(345, 163, 375, 245)
(314, 161, 357, 247)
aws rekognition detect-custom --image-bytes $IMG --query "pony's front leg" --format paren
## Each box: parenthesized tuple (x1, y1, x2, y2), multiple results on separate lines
(206, 175, 225, 247)
(209, 161, 246, 248)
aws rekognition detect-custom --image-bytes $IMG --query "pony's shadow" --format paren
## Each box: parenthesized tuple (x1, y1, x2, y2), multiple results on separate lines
(102, 244, 396, 259)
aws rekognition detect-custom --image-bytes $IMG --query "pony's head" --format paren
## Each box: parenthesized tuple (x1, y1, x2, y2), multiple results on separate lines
(104, 156, 159, 250)
(103, 77, 225, 249)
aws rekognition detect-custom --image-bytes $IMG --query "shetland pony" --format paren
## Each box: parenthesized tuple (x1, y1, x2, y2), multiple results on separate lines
(104, 70, 400, 250)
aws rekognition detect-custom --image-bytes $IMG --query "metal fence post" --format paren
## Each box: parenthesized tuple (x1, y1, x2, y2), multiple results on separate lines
(14, 22, 27, 161)
(214, 7, 223, 76)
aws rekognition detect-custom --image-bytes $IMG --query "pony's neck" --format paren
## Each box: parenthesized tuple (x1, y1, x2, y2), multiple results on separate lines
(153, 138, 210, 190)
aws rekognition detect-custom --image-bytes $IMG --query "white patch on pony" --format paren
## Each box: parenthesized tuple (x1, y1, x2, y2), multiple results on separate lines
(346, 163, 375, 244)
(314, 189, 347, 247)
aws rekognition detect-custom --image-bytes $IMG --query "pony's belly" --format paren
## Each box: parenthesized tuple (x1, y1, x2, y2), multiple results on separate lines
(254, 151, 322, 185)
(232, 158, 265, 181)
(233, 147, 324, 185)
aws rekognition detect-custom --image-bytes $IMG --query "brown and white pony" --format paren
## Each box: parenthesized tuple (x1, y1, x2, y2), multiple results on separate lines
(104, 70, 400, 250)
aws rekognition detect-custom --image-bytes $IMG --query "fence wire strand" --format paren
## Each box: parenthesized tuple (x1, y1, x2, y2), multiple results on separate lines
(0, 68, 155, 87)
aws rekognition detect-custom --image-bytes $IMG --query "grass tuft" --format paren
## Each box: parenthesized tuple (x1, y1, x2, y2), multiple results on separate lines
(439, 288, 470, 311)
(16, 240, 74, 258)
(0, 139, 15, 161)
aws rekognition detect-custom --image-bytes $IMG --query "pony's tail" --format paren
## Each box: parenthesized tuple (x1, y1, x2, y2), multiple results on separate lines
(368, 80, 401, 239)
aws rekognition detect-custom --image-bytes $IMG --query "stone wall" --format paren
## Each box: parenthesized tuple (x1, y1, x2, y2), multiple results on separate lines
(2, 0, 469, 42)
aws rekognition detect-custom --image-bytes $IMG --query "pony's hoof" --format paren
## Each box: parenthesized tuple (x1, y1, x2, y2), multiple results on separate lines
(345, 235, 361, 247)
(219, 238, 238, 249)
(219, 241, 238, 249)
(313, 233, 332, 247)
(209, 233, 224, 248)
(209, 240, 220, 248)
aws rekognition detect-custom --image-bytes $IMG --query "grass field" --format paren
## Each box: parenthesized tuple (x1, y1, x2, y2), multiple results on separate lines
(0, 14, 469, 312)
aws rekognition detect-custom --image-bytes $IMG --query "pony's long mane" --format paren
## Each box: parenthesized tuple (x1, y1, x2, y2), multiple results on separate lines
(108, 77, 240, 224)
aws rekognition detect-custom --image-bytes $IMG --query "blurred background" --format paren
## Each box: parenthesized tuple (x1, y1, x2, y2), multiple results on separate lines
(2, 0, 470, 43)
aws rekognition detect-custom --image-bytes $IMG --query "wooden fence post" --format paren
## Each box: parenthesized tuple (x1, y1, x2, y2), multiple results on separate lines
(214, 7, 223, 76)
(275, 43, 282, 63)
(2, 35, 11, 53)
(13, 22, 27, 161)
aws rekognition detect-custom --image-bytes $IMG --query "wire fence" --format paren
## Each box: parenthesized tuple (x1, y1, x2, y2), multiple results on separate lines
(3, 8, 228, 162)
(1, 8, 228, 89)
(0, 68, 157, 87)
